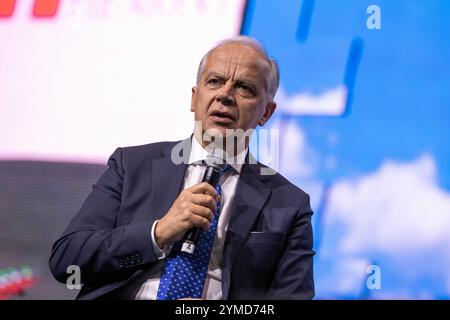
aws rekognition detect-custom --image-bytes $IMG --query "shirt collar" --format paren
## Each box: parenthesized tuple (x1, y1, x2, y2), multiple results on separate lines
(188, 135, 247, 174)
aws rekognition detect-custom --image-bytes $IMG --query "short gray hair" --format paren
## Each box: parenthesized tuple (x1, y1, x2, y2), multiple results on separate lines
(196, 36, 279, 100)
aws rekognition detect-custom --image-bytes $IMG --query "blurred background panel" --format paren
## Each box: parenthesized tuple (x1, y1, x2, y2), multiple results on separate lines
(0, 0, 245, 161)
(1, 0, 449, 299)
(244, 0, 450, 299)
(0, 0, 245, 299)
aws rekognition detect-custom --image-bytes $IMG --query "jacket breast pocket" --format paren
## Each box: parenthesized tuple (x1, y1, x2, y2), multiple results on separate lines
(244, 232, 286, 262)
(235, 232, 287, 288)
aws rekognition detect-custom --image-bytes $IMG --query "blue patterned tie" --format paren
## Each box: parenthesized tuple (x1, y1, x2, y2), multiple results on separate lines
(156, 183, 224, 300)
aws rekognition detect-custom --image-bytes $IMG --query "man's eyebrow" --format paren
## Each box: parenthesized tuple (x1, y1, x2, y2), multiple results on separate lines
(204, 71, 259, 87)
(204, 71, 224, 79)
(235, 78, 257, 86)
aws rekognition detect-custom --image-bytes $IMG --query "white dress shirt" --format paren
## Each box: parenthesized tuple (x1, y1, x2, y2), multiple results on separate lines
(135, 136, 247, 300)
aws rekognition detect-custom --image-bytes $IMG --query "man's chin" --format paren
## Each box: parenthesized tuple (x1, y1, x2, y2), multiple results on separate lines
(201, 126, 251, 148)
(194, 121, 253, 149)
(203, 126, 236, 140)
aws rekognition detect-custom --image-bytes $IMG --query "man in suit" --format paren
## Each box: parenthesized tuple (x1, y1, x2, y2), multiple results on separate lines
(49, 36, 314, 300)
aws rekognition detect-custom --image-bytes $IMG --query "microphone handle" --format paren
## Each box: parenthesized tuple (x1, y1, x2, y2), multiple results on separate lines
(180, 166, 222, 254)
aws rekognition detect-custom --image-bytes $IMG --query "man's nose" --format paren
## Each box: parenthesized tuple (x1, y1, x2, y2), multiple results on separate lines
(216, 81, 236, 106)
(216, 84, 235, 106)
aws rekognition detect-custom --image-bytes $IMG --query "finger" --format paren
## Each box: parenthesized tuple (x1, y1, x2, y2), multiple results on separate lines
(190, 213, 211, 231)
(188, 182, 218, 200)
(189, 203, 214, 222)
(191, 193, 217, 213)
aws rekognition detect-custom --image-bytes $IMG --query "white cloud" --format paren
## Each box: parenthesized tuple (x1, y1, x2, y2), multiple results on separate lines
(253, 115, 324, 209)
(255, 115, 318, 179)
(278, 118, 318, 178)
(276, 85, 348, 116)
(321, 154, 450, 296)
(326, 154, 450, 254)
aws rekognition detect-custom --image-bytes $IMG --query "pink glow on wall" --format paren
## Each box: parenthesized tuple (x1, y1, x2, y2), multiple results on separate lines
(0, 0, 246, 163)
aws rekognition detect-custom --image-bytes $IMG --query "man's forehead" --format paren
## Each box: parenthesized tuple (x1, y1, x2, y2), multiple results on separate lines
(206, 44, 270, 73)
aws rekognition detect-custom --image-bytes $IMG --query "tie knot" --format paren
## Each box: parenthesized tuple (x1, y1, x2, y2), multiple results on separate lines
(195, 159, 232, 176)
(221, 163, 232, 175)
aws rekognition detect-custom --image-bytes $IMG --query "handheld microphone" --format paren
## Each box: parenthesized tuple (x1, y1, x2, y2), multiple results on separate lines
(180, 148, 228, 254)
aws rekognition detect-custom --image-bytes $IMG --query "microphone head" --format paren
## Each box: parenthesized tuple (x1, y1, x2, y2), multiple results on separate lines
(205, 148, 228, 172)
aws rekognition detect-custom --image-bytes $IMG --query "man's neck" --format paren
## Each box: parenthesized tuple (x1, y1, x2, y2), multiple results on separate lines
(193, 133, 249, 158)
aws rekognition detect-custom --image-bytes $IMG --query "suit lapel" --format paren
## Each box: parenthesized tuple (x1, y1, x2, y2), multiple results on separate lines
(148, 138, 191, 219)
(222, 160, 271, 299)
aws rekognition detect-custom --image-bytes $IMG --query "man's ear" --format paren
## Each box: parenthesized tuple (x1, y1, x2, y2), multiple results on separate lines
(258, 101, 277, 126)
(190, 86, 197, 112)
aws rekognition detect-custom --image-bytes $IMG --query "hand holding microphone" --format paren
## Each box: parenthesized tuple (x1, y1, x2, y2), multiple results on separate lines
(181, 149, 228, 253)
(154, 149, 228, 253)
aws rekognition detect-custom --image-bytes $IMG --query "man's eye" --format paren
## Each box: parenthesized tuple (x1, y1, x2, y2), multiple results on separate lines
(207, 78, 220, 85)
(238, 84, 254, 94)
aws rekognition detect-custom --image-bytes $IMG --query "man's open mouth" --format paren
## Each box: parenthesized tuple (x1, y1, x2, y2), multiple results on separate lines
(209, 110, 236, 122)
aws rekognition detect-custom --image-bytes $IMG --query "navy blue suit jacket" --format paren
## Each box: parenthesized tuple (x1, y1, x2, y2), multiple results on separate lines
(49, 138, 314, 299)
